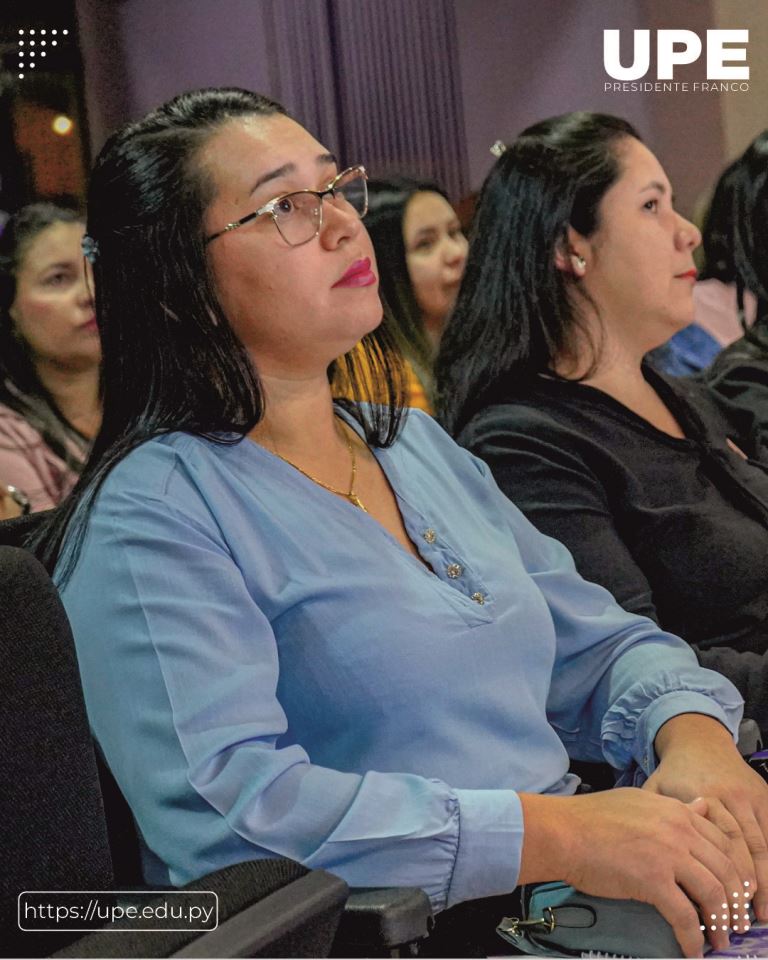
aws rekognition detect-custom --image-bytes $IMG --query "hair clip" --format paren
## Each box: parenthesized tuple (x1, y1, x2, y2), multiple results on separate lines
(490, 140, 508, 158)
(81, 234, 99, 264)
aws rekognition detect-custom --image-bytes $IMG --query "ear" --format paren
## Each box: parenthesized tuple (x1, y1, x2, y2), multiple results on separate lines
(554, 226, 588, 277)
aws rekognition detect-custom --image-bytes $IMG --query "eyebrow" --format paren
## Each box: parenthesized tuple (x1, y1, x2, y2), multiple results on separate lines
(249, 152, 338, 195)
(412, 216, 461, 239)
(39, 260, 76, 272)
(639, 180, 667, 194)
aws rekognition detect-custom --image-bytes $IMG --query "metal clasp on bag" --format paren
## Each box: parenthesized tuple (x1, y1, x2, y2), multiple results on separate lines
(498, 906, 557, 937)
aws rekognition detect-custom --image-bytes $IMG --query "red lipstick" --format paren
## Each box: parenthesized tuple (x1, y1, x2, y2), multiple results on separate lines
(333, 257, 376, 289)
(675, 268, 698, 280)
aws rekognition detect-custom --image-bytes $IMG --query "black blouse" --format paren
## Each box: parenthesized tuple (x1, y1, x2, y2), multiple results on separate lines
(458, 365, 768, 729)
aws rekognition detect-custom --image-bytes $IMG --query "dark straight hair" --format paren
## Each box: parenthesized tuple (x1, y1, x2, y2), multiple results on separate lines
(435, 111, 639, 434)
(365, 176, 449, 383)
(0, 202, 90, 468)
(33, 87, 407, 578)
(700, 130, 768, 337)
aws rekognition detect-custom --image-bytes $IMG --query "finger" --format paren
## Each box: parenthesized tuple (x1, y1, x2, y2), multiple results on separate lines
(675, 860, 731, 953)
(693, 797, 756, 893)
(689, 832, 753, 934)
(751, 801, 768, 920)
(688, 796, 708, 817)
(724, 797, 768, 920)
(651, 882, 706, 958)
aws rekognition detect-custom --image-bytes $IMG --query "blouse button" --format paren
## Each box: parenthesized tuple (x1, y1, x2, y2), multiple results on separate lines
(423, 528, 436, 544)
(446, 563, 463, 579)
(471, 592, 486, 605)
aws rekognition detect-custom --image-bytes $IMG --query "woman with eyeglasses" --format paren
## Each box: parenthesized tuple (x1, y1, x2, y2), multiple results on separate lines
(35, 88, 768, 957)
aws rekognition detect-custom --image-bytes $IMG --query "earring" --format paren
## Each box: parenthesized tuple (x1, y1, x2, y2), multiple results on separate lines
(571, 254, 586, 275)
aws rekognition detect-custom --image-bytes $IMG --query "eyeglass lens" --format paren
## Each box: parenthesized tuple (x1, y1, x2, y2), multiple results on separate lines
(273, 169, 368, 246)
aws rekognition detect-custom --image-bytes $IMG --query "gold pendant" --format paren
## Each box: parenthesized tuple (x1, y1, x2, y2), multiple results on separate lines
(347, 494, 368, 513)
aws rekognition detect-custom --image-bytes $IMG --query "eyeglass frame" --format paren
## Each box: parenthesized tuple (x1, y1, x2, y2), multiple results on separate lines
(204, 164, 368, 246)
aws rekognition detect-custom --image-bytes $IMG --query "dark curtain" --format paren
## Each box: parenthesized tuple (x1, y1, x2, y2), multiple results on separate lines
(263, 0, 469, 200)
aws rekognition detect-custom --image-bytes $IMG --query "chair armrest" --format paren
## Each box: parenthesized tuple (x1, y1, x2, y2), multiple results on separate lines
(52, 860, 348, 958)
(332, 886, 433, 956)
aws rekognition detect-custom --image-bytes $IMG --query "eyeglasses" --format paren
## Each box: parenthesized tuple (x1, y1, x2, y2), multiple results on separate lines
(205, 165, 368, 247)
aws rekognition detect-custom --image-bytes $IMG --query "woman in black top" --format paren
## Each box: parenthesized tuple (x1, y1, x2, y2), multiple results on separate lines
(436, 112, 768, 732)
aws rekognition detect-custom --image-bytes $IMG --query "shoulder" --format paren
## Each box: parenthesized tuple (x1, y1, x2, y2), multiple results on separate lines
(396, 407, 484, 466)
(703, 339, 768, 388)
(457, 387, 595, 457)
(97, 431, 236, 508)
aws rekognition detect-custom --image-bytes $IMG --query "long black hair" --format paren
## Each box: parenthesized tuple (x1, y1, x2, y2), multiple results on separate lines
(365, 177, 449, 387)
(700, 130, 768, 337)
(0, 203, 90, 468)
(435, 111, 639, 434)
(33, 87, 406, 578)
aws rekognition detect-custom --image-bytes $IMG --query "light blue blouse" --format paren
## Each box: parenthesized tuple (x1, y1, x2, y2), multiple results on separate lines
(57, 408, 743, 911)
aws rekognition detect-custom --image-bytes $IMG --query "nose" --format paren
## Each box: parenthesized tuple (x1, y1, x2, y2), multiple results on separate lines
(675, 212, 701, 252)
(444, 232, 468, 270)
(319, 197, 362, 249)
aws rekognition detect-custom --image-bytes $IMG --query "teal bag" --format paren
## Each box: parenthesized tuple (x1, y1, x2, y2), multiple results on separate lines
(496, 882, 683, 958)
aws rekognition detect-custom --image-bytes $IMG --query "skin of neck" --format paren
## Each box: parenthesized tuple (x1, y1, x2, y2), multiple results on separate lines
(421, 312, 445, 352)
(553, 300, 660, 399)
(33, 356, 102, 439)
(249, 371, 354, 463)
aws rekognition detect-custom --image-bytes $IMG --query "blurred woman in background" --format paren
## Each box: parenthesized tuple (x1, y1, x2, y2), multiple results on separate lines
(698, 131, 768, 458)
(0, 203, 100, 514)
(361, 177, 467, 410)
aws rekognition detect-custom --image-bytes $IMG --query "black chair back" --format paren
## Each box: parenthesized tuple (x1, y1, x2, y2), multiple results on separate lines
(0, 546, 115, 956)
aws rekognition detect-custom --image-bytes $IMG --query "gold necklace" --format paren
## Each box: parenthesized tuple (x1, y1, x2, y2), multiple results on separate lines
(270, 420, 368, 513)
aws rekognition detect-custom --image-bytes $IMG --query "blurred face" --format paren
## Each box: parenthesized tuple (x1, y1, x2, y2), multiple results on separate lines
(403, 191, 467, 334)
(9, 221, 99, 370)
(575, 136, 701, 354)
(202, 114, 381, 377)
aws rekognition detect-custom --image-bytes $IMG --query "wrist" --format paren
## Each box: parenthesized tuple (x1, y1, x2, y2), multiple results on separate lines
(518, 793, 576, 885)
(654, 712, 735, 760)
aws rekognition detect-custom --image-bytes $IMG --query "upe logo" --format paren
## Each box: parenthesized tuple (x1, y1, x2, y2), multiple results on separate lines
(604, 29, 748, 82)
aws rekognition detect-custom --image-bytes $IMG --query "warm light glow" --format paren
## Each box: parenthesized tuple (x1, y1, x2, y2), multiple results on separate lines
(52, 115, 73, 136)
